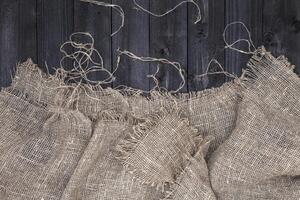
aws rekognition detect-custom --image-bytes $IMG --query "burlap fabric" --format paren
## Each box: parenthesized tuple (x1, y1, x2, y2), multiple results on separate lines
(0, 46, 299, 199)
(8, 59, 67, 109)
(163, 137, 216, 200)
(187, 81, 241, 156)
(0, 60, 93, 200)
(61, 116, 164, 200)
(209, 46, 300, 199)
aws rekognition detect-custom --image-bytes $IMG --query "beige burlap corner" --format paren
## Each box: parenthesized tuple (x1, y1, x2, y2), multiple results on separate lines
(8, 59, 68, 109)
(209, 46, 300, 199)
(115, 107, 202, 192)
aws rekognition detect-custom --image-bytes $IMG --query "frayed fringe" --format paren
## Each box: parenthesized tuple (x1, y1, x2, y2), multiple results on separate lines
(238, 45, 300, 119)
(6, 58, 244, 119)
(239, 46, 297, 90)
(116, 107, 177, 156)
(96, 109, 129, 123)
(4, 58, 73, 111)
(115, 106, 202, 193)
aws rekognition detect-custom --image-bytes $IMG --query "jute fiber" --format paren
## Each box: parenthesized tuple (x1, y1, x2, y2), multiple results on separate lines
(209, 46, 300, 199)
(0, 46, 299, 199)
(186, 81, 241, 156)
(163, 137, 216, 200)
(0, 60, 93, 200)
(61, 116, 164, 200)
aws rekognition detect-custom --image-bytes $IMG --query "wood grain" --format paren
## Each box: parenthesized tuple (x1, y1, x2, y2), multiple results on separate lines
(263, 0, 300, 73)
(188, 0, 226, 91)
(149, 0, 188, 92)
(0, 0, 37, 86)
(37, 0, 74, 73)
(0, 0, 298, 89)
(74, 0, 112, 84)
(112, 0, 150, 91)
(225, 0, 263, 77)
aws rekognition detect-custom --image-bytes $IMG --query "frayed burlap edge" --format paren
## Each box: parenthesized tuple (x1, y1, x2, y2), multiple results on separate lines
(115, 105, 203, 193)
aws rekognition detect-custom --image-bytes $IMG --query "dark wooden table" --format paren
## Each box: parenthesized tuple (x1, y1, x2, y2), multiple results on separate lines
(0, 0, 299, 91)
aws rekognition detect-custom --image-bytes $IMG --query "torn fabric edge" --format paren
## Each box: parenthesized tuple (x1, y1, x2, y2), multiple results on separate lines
(239, 46, 300, 118)
(5, 58, 241, 119)
(3, 55, 241, 198)
(115, 106, 202, 192)
(208, 46, 300, 200)
(6, 45, 299, 198)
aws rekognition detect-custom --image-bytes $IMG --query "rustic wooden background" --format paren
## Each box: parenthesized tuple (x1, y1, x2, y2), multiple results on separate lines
(0, 0, 299, 92)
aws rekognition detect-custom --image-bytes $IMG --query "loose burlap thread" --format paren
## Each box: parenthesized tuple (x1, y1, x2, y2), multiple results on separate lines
(0, 46, 299, 199)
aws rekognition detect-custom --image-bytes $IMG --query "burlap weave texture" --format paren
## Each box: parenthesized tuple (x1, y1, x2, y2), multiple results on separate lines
(0, 46, 299, 199)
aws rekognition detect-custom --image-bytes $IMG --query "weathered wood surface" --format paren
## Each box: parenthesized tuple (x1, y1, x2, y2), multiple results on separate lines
(36, 0, 74, 73)
(112, 0, 150, 91)
(0, 0, 299, 90)
(75, 0, 111, 84)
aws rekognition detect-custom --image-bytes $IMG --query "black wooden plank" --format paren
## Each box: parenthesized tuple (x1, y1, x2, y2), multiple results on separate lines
(149, 0, 188, 92)
(0, 0, 37, 87)
(187, 0, 226, 91)
(74, 0, 112, 84)
(112, 0, 150, 91)
(37, 0, 74, 73)
(0, 0, 19, 87)
(263, 0, 300, 74)
(19, 0, 38, 63)
(225, 0, 263, 77)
